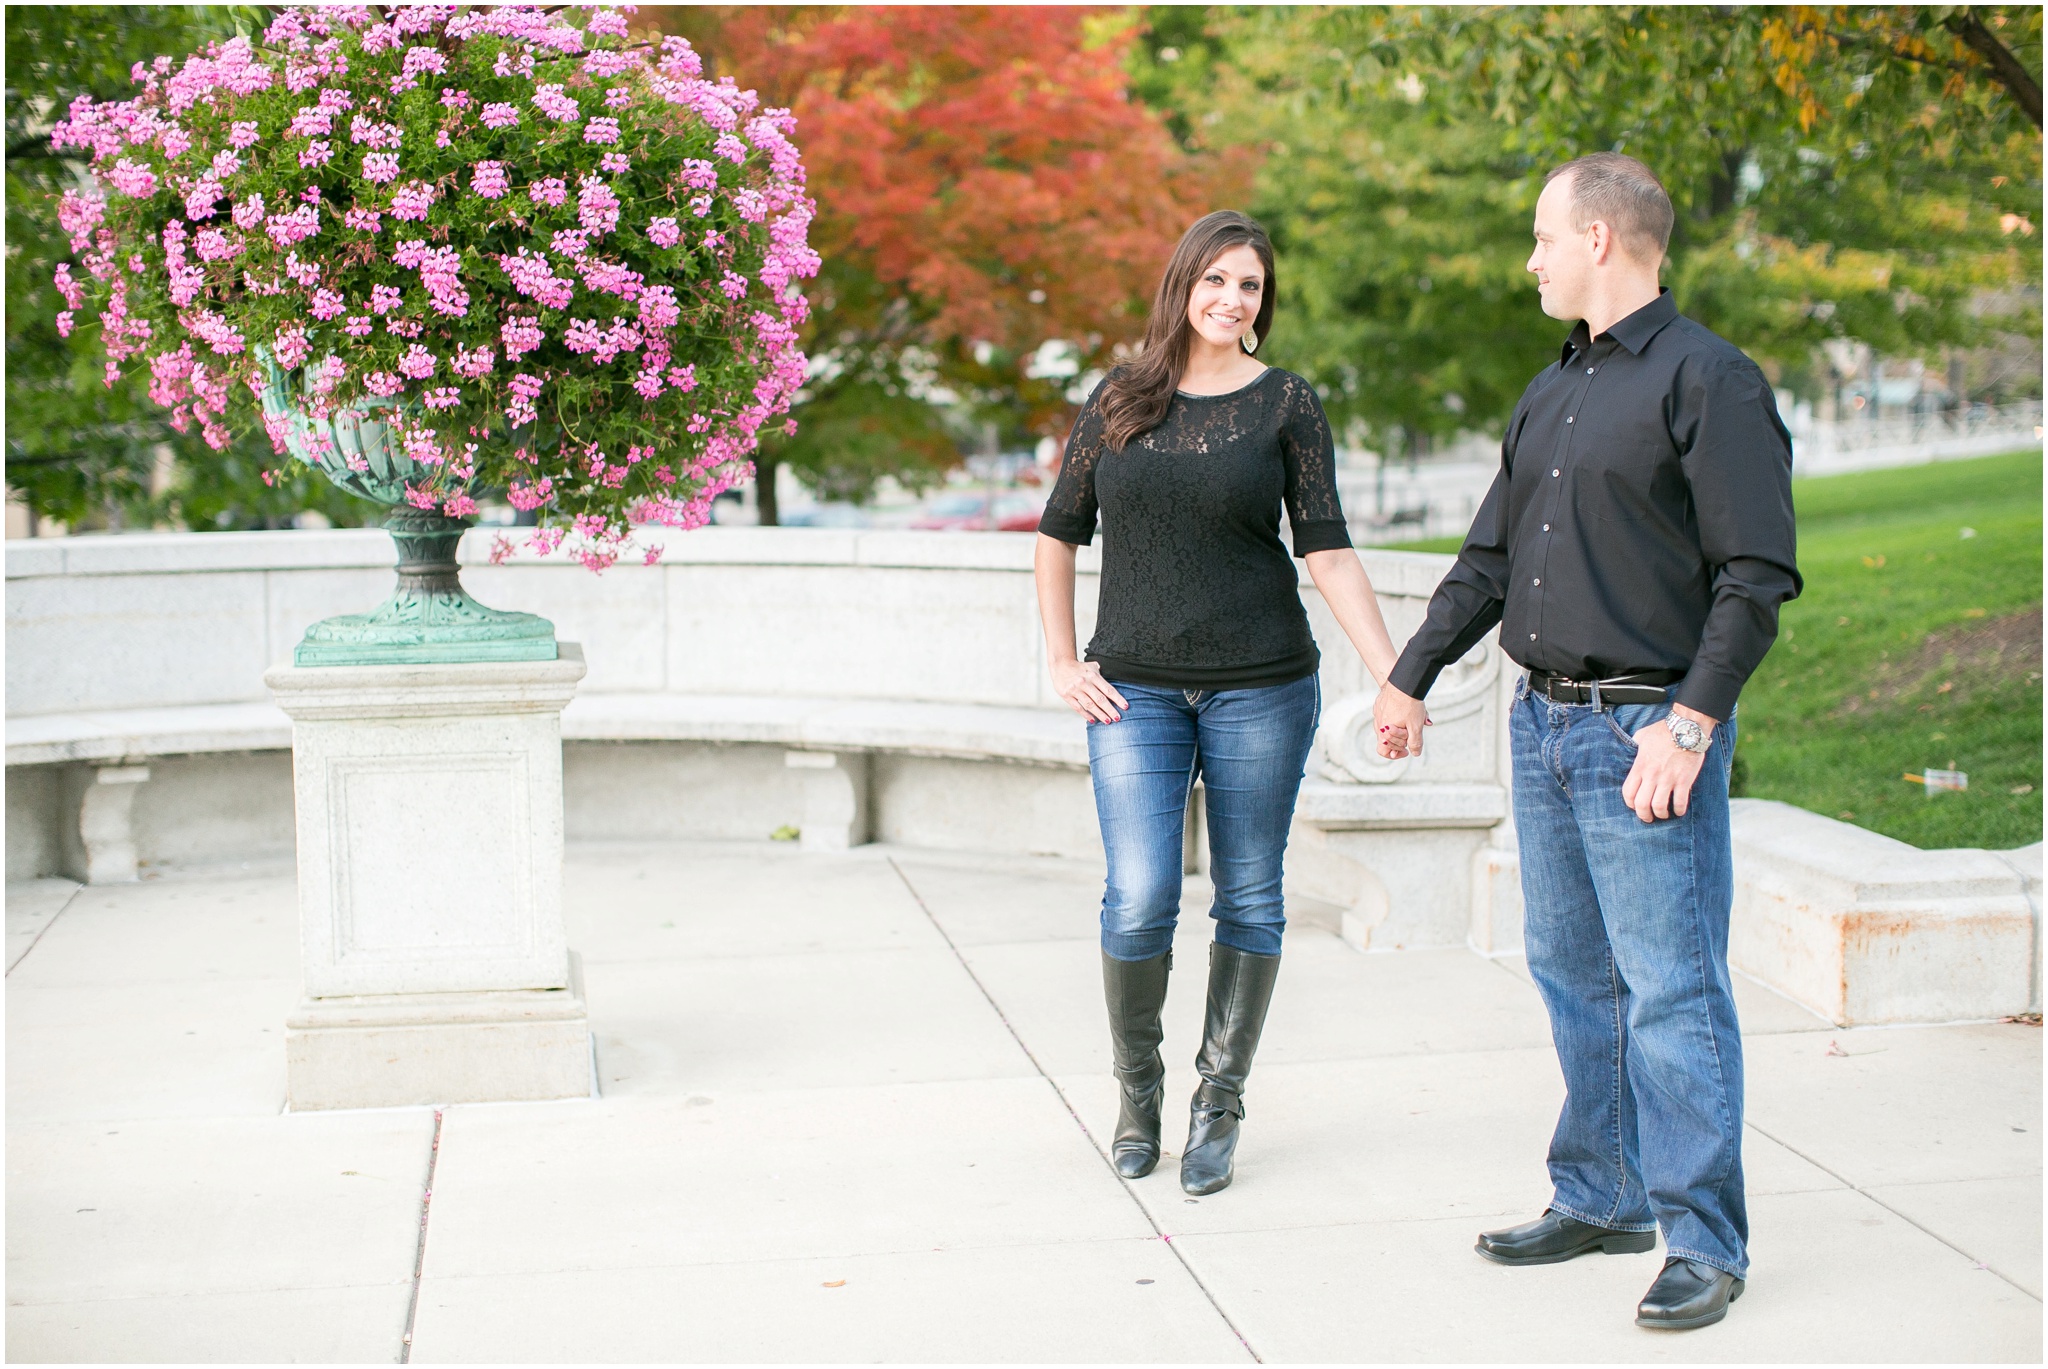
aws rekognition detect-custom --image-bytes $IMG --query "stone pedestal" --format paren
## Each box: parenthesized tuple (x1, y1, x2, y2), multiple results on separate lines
(265, 645, 591, 1110)
(784, 749, 870, 852)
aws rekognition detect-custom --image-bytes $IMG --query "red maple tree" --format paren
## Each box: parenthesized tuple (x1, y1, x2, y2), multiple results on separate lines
(643, 7, 1255, 515)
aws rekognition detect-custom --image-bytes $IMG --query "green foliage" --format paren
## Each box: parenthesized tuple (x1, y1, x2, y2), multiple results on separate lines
(5, 4, 361, 530)
(1130, 6, 2042, 450)
(1718, 451, 2040, 849)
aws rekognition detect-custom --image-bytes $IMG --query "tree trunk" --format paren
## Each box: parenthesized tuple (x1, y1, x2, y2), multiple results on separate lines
(1945, 11, 2042, 129)
(756, 451, 780, 526)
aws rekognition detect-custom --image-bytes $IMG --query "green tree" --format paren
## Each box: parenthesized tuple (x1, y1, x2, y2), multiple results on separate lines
(1130, 5, 2041, 449)
(6, 4, 373, 532)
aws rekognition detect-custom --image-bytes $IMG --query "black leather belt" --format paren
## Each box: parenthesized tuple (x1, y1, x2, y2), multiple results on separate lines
(1526, 669, 1677, 707)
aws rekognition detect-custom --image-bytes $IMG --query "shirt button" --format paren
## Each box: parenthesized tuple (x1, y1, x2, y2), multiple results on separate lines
(1533, 578, 1541, 586)
(1552, 469, 1560, 477)
(1529, 633, 1538, 641)
(1566, 416, 1574, 424)
(1542, 523, 1551, 531)
(1586, 368, 1595, 375)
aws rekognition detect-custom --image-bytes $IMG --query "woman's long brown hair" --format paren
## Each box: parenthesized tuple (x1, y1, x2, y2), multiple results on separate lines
(1096, 210, 1277, 451)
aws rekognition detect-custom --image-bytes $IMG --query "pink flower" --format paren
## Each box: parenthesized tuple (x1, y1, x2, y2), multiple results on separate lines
(502, 318, 544, 360)
(229, 120, 261, 149)
(532, 83, 581, 122)
(440, 87, 472, 109)
(599, 152, 631, 175)
(390, 181, 435, 221)
(604, 85, 634, 110)
(287, 106, 334, 138)
(344, 207, 382, 233)
(638, 286, 681, 329)
(264, 204, 321, 247)
(274, 322, 312, 369)
(577, 176, 619, 235)
(441, 493, 478, 517)
(719, 270, 748, 301)
(298, 139, 334, 168)
(211, 149, 242, 178)
(185, 179, 225, 220)
(646, 217, 680, 248)
(583, 117, 621, 145)
(365, 371, 404, 397)
(370, 284, 403, 314)
(194, 228, 241, 261)
(480, 102, 519, 129)
(528, 177, 567, 208)
(105, 160, 159, 198)
(422, 386, 462, 410)
(232, 194, 267, 230)
(350, 115, 403, 148)
(345, 315, 374, 337)
(498, 250, 574, 309)
(713, 133, 747, 164)
(453, 345, 495, 378)
(507, 476, 554, 510)
(311, 289, 346, 319)
(362, 152, 400, 183)
(471, 161, 509, 199)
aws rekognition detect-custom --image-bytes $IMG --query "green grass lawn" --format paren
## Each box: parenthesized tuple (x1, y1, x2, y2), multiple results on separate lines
(1368, 450, 2043, 849)
(1738, 450, 2041, 850)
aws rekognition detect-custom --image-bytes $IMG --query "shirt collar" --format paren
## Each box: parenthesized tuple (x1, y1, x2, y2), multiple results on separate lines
(1561, 288, 1679, 365)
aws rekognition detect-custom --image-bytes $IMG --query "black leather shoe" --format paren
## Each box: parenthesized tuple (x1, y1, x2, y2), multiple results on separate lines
(1102, 949, 1172, 1179)
(1636, 1257, 1744, 1330)
(1179, 944, 1280, 1195)
(1474, 1209, 1658, 1265)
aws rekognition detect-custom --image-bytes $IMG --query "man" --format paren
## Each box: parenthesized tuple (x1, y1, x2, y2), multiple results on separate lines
(1374, 152, 1799, 1331)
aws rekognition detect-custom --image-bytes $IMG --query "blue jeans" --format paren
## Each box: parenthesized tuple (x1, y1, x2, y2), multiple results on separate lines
(1087, 675, 1320, 961)
(1510, 675, 1748, 1278)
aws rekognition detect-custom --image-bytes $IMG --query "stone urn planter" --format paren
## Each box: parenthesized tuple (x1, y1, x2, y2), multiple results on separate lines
(258, 356, 556, 666)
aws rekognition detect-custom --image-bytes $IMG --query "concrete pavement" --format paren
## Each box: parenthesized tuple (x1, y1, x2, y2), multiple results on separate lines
(8, 840, 2041, 1361)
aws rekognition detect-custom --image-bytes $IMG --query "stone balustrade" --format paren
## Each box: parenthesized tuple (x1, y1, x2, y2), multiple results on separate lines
(6, 526, 2037, 1024)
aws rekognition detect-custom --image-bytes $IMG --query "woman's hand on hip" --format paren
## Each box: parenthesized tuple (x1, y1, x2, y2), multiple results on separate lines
(1051, 658, 1128, 724)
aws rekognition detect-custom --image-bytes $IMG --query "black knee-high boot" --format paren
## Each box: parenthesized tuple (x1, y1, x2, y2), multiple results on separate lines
(1181, 942, 1281, 1195)
(1101, 948, 1173, 1178)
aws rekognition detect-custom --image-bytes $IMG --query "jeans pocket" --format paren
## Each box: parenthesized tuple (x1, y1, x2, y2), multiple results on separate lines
(1602, 701, 1670, 749)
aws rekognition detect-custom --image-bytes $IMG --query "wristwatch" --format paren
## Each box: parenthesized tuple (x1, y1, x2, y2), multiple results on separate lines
(1665, 715, 1712, 754)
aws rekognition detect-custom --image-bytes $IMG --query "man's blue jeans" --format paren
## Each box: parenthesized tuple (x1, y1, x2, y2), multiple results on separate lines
(1087, 675, 1319, 962)
(1510, 675, 1748, 1278)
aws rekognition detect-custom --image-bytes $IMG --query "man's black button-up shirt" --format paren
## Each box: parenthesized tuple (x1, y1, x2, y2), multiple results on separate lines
(1388, 290, 1801, 721)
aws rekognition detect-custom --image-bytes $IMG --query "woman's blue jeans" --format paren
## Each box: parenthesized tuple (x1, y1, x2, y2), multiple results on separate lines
(1086, 675, 1319, 962)
(1510, 674, 1748, 1278)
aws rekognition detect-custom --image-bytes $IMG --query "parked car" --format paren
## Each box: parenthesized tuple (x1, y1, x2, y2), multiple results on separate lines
(909, 490, 1046, 532)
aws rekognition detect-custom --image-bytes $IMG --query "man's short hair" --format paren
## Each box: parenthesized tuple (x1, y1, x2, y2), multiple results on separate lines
(1545, 152, 1674, 263)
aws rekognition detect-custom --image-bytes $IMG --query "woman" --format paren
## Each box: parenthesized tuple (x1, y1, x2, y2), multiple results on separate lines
(1035, 210, 1415, 1195)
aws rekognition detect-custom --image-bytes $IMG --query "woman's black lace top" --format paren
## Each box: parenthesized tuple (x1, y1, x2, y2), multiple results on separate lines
(1037, 366, 1352, 690)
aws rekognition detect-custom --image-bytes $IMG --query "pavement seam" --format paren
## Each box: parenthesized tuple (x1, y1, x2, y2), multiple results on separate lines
(400, 1107, 445, 1362)
(7, 881, 84, 976)
(887, 856, 1263, 1364)
(1744, 1117, 2043, 1302)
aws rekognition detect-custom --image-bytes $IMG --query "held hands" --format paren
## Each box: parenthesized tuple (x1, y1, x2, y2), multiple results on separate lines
(1051, 657, 1128, 725)
(1372, 682, 1431, 759)
(1621, 706, 1714, 822)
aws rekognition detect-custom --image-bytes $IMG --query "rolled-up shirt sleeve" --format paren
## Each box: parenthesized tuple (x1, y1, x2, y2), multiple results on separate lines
(1037, 388, 1105, 545)
(1671, 357, 1803, 720)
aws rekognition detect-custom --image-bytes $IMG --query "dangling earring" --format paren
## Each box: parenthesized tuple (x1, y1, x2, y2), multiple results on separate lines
(1241, 329, 1258, 356)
